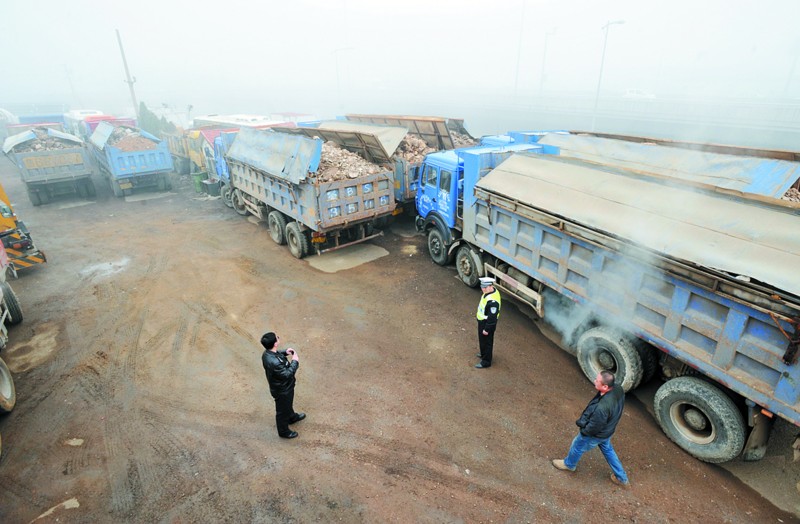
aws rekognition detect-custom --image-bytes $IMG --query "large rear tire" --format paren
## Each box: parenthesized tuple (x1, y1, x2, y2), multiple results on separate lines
(654, 376, 745, 463)
(455, 245, 481, 287)
(221, 184, 234, 208)
(427, 228, 451, 266)
(268, 211, 287, 245)
(0, 357, 16, 413)
(27, 189, 42, 206)
(576, 326, 643, 392)
(111, 180, 124, 198)
(1, 282, 22, 326)
(232, 189, 248, 216)
(286, 222, 309, 259)
(85, 179, 97, 198)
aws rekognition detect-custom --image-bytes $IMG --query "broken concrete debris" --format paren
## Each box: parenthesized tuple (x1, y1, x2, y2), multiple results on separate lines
(315, 142, 382, 182)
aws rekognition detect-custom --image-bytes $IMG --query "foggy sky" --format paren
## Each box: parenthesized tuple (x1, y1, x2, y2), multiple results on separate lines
(1, 0, 799, 136)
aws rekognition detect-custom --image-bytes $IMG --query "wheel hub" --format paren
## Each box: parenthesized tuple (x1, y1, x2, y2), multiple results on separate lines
(684, 408, 707, 431)
(597, 350, 615, 370)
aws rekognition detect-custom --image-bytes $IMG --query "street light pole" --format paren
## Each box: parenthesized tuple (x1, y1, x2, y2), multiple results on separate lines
(591, 20, 624, 132)
(538, 28, 557, 99)
(513, 0, 527, 97)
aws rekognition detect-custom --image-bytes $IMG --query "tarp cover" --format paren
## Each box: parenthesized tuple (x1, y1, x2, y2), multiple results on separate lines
(539, 133, 800, 198)
(345, 114, 456, 150)
(226, 127, 321, 184)
(271, 122, 405, 165)
(478, 154, 800, 297)
(3, 128, 83, 153)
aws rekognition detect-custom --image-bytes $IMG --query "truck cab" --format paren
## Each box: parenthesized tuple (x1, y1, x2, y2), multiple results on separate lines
(415, 143, 553, 264)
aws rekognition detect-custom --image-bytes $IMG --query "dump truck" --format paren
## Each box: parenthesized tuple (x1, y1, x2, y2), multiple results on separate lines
(3, 127, 96, 205)
(0, 242, 25, 458)
(415, 141, 800, 464)
(89, 122, 174, 197)
(225, 127, 395, 258)
(0, 181, 46, 273)
(344, 114, 477, 208)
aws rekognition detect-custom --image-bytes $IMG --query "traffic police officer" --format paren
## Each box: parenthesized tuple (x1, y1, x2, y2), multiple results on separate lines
(475, 277, 501, 368)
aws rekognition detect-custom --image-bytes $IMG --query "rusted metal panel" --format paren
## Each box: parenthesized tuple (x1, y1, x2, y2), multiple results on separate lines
(345, 114, 456, 150)
(272, 124, 401, 166)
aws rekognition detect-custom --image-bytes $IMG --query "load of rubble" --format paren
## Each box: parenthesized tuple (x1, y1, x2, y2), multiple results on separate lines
(315, 142, 382, 182)
(9, 128, 79, 153)
(783, 187, 800, 203)
(108, 126, 158, 152)
(395, 134, 436, 163)
(451, 131, 477, 148)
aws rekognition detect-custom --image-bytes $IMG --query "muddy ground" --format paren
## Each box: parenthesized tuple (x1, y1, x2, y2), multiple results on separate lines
(0, 157, 796, 523)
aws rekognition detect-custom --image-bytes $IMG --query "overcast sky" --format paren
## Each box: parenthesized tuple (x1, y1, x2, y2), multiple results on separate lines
(1, 0, 799, 137)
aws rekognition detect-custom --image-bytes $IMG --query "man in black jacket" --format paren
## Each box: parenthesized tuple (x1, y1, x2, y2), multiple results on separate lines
(475, 277, 501, 369)
(551, 370, 629, 486)
(261, 332, 305, 439)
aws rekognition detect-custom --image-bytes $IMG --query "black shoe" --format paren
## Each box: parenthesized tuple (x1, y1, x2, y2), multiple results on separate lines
(289, 413, 306, 424)
(475, 363, 491, 369)
(279, 431, 298, 439)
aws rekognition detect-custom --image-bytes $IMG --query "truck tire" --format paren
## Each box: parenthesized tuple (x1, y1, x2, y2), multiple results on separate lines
(268, 211, 287, 245)
(232, 190, 248, 216)
(0, 357, 15, 413)
(1, 282, 22, 326)
(456, 245, 480, 287)
(286, 222, 309, 259)
(427, 228, 452, 266)
(576, 326, 643, 392)
(636, 342, 659, 385)
(157, 175, 167, 191)
(221, 184, 234, 208)
(38, 191, 50, 205)
(654, 376, 745, 463)
(27, 189, 42, 207)
(86, 179, 97, 198)
(111, 180, 124, 198)
(76, 181, 87, 198)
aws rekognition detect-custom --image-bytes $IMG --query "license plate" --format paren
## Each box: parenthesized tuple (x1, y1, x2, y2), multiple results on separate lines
(119, 182, 133, 189)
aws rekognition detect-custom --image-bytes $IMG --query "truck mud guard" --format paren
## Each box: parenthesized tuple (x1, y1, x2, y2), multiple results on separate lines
(484, 263, 543, 317)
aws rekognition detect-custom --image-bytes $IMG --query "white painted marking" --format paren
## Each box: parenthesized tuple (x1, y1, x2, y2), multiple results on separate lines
(29, 497, 80, 522)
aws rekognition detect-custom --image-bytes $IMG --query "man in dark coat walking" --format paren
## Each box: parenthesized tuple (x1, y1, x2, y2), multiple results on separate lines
(261, 332, 305, 439)
(552, 370, 629, 486)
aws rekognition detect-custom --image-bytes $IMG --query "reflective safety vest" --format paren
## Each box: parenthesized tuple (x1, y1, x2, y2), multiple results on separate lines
(476, 289, 501, 320)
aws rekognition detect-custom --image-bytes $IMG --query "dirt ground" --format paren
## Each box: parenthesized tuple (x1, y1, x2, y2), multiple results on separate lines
(0, 157, 796, 523)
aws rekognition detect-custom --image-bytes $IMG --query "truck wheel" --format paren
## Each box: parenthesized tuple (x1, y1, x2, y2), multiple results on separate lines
(86, 179, 97, 198)
(654, 376, 745, 463)
(76, 182, 88, 198)
(38, 191, 50, 205)
(636, 342, 659, 385)
(576, 326, 643, 392)
(1, 282, 22, 326)
(157, 175, 167, 191)
(232, 190, 249, 216)
(0, 357, 16, 413)
(268, 211, 287, 245)
(111, 181, 124, 198)
(220, 184, 234, 208)
(286, 222, 309, 259)
(456, 245, 480, 287)
(27, 189, 42, 206)
(427, 228, 452, 266)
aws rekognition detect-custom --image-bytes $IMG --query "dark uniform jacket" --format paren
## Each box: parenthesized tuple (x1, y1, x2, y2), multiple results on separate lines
(262, 350, 299, 398)
(477, 290, 501, 331)
(576, 386, 624, 439)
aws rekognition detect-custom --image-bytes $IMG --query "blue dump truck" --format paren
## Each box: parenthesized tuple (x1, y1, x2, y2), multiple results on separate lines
(3, 128, 96, 205)
(415, 141, 800, 463)
(225, 128, 395, 258)
(213, 130, 239, 207)
(89, 122, 173, 197)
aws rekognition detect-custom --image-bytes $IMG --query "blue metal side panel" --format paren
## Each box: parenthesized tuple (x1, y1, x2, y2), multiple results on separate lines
(226, 128, 321, 185)
(468, 201, 800, 425)
(104, 143, 174, 179)
(18, 114, 66, 125)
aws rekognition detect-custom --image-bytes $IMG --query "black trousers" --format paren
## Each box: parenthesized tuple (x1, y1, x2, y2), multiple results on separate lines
(273, 388, 296, 436)
(478, 321, 495, 366)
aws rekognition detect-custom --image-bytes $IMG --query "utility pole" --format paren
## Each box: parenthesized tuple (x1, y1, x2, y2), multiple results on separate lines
(591, 20, 624, 132)
(116, 29, 139, 119)
(513, 0, 527, 97)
